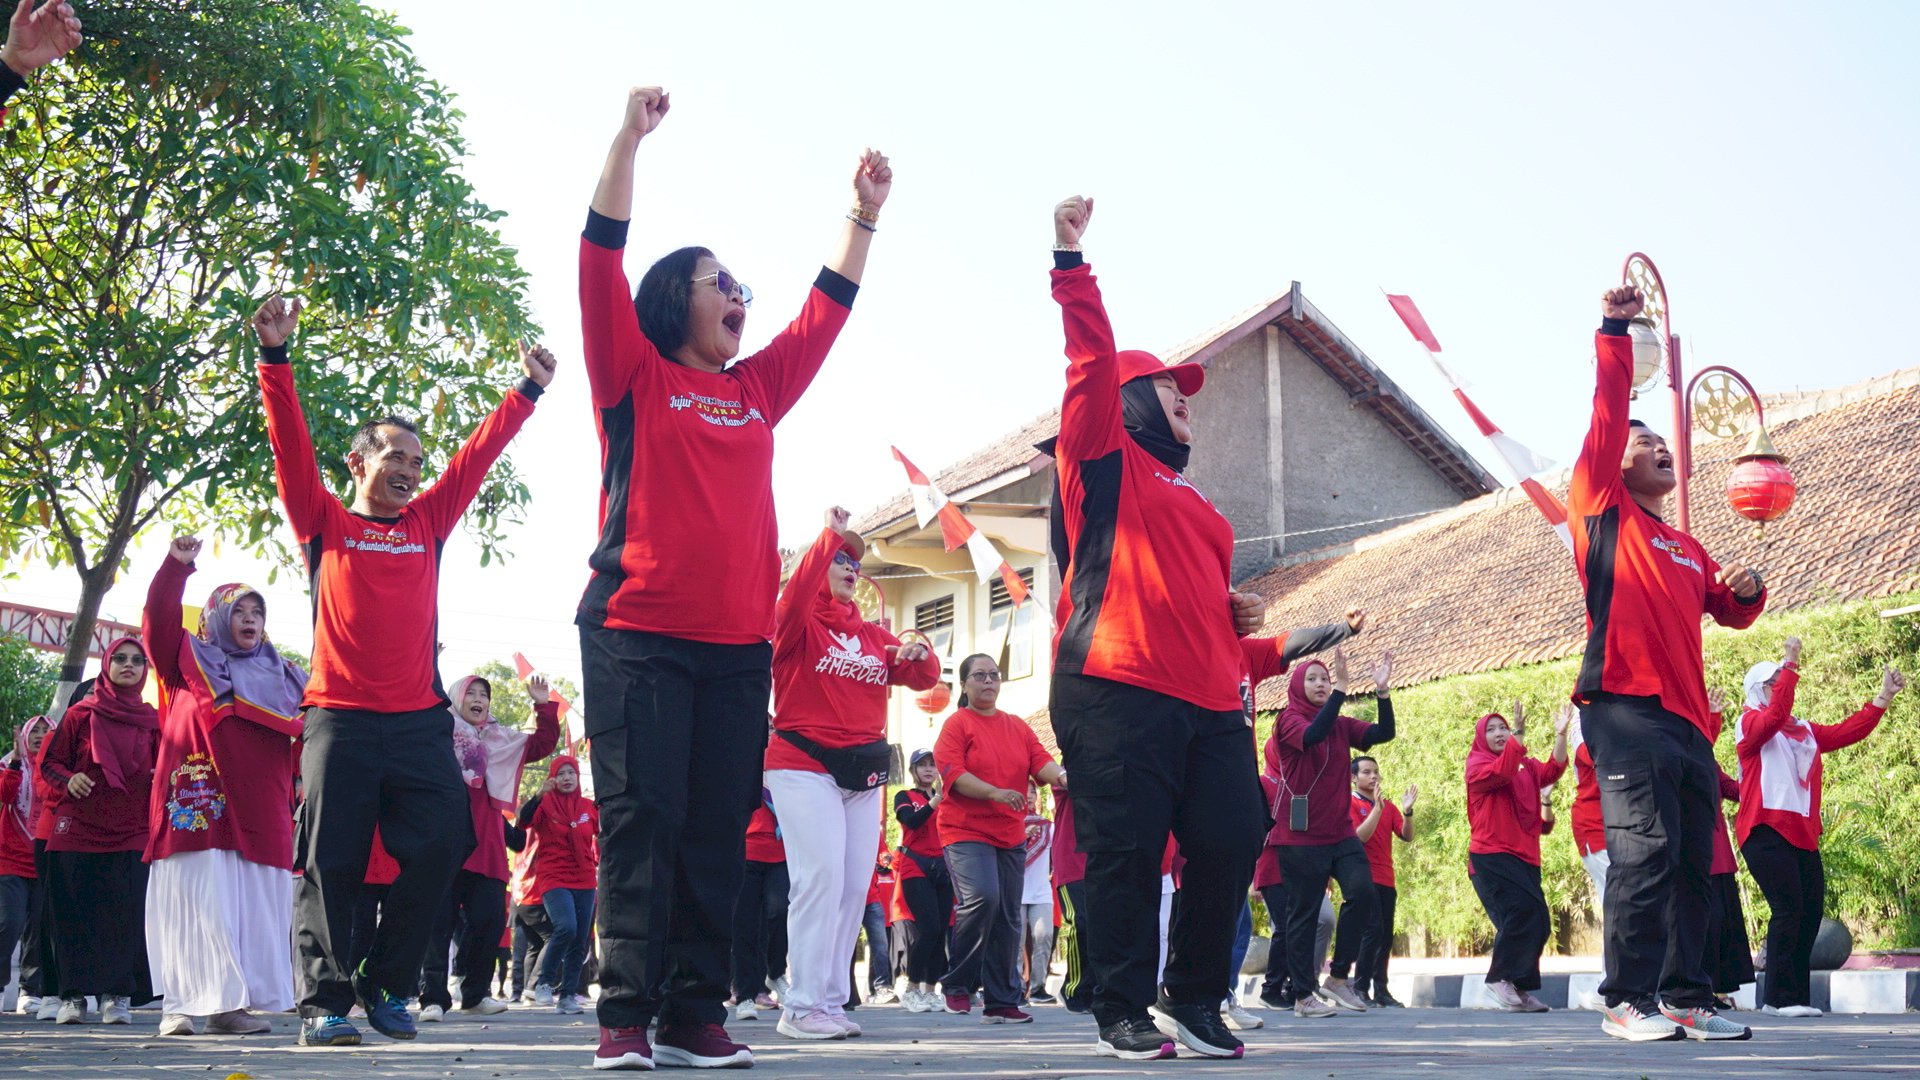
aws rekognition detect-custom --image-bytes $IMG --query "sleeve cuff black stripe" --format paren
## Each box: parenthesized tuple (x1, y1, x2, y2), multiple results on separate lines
(1599, 317, 1631, 337)
(0, 64, 25, 98)
(260, 343, 290, 365)
(515, 377, 545, 401)
(1054, 251, 1085, 271)
(583, 209, 629, 249)
(815, 267, 858, 309)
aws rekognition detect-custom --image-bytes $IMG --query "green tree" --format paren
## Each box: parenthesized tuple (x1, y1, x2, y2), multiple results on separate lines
(0, 0, 539, 690)
(0, 633, 60, 755)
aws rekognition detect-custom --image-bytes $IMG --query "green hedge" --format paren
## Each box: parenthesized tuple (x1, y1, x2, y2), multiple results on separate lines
(1254, 591, 1920, 955)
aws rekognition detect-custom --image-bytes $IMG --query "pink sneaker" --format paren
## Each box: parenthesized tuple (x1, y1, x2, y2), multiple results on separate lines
(942, 992, 972, 1014)
(655, 1022, 755, 1067)
(593, 1025, 655, 1071)
(1484, 980, 1526, 1011)
(1517, 990, 1551, 1013)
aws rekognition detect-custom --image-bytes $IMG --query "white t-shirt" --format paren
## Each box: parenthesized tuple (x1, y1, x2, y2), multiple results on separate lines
(1022, 822, 1054, 905)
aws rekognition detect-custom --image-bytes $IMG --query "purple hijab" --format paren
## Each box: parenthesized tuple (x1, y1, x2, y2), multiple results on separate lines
(186, 583, 306, 736)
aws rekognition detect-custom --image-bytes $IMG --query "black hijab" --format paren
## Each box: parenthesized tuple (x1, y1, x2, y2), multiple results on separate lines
(1037, 374, 1191, 578)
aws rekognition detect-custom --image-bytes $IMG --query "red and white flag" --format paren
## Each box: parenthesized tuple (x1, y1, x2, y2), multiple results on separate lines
(1384, 293, 1571, 548)
(513, 651, 580, 754)
(891, 447, 1031, 607)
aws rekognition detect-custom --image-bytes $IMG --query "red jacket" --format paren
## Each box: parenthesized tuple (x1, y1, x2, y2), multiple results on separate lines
(258, 356, 537, 712)
(1048, 263, 1242, 712)
(1734, 666, 1884, 850)
(1465, 717, 1566, 867)
(521, 788, 598, 900)
(1568, 327, 1764, 739)
(745, 803, 785, 864)
(0, 767, 34, 878)
(576, 211, 854, 644)
(768, 527, 939, 775)
(1571, 743, 1605, 857)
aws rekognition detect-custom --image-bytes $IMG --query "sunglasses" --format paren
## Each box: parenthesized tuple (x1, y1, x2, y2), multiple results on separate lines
(832, 551, 862, 573)
(691, 270, 753, 308)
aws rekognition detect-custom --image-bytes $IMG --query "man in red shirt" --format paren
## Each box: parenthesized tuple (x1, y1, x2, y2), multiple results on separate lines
(1342, 757, 1413, 1008)
(1570, 285, 1764, 1043)
(251, 296, 555, 1048)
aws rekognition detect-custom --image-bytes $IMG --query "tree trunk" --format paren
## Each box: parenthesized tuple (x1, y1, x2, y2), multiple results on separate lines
(48, 552, 129, 717)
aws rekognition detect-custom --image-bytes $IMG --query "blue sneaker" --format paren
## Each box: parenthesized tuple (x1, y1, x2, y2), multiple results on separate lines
(299, 1015, 363, 1046)
(352, 964, 418, 1040)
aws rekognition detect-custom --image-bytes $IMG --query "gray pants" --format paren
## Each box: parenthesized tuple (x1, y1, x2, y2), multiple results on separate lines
(941, 842, 1025, 1009)
(1023, 902, 1055, 995)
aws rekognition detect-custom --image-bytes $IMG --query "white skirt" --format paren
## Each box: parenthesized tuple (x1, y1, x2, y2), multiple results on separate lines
(145, 848, 295, 1015)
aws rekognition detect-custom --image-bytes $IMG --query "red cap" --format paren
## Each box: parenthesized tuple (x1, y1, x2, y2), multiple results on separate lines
(1116, 350, 1204, 396)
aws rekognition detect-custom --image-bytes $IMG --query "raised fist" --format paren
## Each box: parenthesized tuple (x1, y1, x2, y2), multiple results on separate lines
(826, 505, 851, 534)
(252, 295, 302, 349)
(168, 536, 202, 565)
(1601, 285, 1645, 321)
(623, 86, 669, 140)
(853, 149, 893, 212)
(1054, 196, 1094, 246)
(1781, 635, 1803, 665)
(519, 341, 557, 387)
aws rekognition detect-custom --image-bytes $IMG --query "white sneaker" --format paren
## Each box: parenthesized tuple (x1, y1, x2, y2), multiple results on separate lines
(533, 984, 554, 1006)
(417, 1003, 445, 1022)
(456, 997, 509, 1017)
(1762, 1004, 1823, 1018)
(1483, 979, 1527, 1011)
(158, 1012, 197, 1036)
(100, 996, 132, 1024)
(1223, 997, 1264, 1030)
(733, 999, 759, 1021)
(901, 988, 933, 1014)
(37, 997, 61, 1021)
(776, 1008, 847, 1041)
(1577, 989, 1608, 1012)
(15, 995, 39, 1016)
(55, 998, 85, 1024)
(766, 974, 791, 1003)
(1294, 993, 1338, 1018)
(1320, 979, 1370, 1012)
(556, 994, 584, 1015)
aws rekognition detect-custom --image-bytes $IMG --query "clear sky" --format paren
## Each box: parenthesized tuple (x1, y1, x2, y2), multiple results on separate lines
(6, 0, 1916, 691)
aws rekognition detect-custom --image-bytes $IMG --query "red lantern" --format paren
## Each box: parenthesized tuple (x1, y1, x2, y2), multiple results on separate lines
(1726, 427, 1796, 523)
(915, 682, 952, 715)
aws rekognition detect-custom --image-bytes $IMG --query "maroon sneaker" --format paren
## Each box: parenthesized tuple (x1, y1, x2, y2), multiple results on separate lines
(942, 992, 972, 1014)
(982, 1006, 1033, 1024)
(655, 1022, 755, 1069)
(593, 1025, 655, 1071)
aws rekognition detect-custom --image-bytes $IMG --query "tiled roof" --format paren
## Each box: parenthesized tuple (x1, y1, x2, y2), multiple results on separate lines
(1021, 375, 1920, 746)
(853, 283, 1495, 534)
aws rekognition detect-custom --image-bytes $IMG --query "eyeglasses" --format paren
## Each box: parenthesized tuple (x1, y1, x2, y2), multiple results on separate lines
(966, 670, 1003, 683)
(691, 270, 753, 308)
(832, 552, 861, 573)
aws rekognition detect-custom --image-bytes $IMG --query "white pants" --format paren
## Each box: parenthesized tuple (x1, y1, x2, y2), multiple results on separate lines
(145, 849, 295, 1015)
(764, 770, 881, 1016)
(1581, 848, 1611, 917)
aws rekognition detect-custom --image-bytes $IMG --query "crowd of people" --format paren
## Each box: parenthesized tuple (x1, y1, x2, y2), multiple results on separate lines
(1, 15, 1914, 1070)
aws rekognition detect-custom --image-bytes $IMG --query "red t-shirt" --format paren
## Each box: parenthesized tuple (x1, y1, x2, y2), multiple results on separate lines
(39, 706, 155, 853)
(1465, 737, 1566, 866)
(1733, 666, 1885, 850)
(934, 708, 1056, 849)
(141, 557, 303, 869)
(0, 768, 35, 878)
(525, 791, 599, 897)
(457, 703, 562, 882)
(576, 212, 855, 644)
(1568, 327, 1765, 739)
(767, 527, 940, 774)
(745, 804, 785, 864)
(1048, 264, 1242, 713)
(1571, 743, 1605, 857)
(259, 357, 536, 712)
(1349, 792, 1407, 888)
(1267, 705, 1373, 847)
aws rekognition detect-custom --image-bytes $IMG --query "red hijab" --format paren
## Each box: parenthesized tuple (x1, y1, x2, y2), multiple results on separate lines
(1266, 660, 1328, 773)
(534, 754, 594, 864)
(1465, 713, 1539, 821)
(75, 636, 160, 791)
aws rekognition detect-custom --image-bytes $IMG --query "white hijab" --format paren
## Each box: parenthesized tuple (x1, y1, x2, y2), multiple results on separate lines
(1735, 660, 1818, 814)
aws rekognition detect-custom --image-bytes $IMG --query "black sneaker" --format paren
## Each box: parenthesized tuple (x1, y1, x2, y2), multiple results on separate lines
(1148, 993, 1244, 1059)
(1371, 989, 1405, 1008)
(1030, 991, 1058, 1005)
(1064, 997, 1093, 1015)
(1258, 985, 1295, 1010)
(1096, 1014, 1177, 1060)
(351, 962, 418, 1041)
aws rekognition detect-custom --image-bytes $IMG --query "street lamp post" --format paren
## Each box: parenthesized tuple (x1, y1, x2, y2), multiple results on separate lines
(1620, 253, 1795, 534)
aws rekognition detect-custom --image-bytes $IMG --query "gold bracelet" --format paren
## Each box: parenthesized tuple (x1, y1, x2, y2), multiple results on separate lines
(849, 205, 879, 224)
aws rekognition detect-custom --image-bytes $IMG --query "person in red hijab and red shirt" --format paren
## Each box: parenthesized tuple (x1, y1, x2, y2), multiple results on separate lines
(141, 536, 308, 1037)
(518, 754, 598, 1015)
(766, 506, 937, 1041)
(1464, 702, 1570, 1013)
(37, 636, 160, 1025)
(1571, 284, 1766, 1043)
(1735, 636, 1906, 1018)
(0, 713, 53, 1015)
(935, 653, 1066, 1025)
(1043, 195, 1266, 1062)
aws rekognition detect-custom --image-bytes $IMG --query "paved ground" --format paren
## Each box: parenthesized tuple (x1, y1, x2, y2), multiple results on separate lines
(5, 1003, 1918, 1078)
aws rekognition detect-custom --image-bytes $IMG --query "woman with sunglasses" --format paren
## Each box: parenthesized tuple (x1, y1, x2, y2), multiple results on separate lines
(766, 506, 938, 1041)
(933, 654, 1066, 1024)
(1043, 196, 1267, 1061)
(576, 85, 892, 1072)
